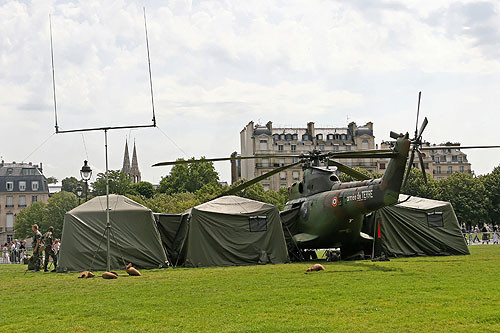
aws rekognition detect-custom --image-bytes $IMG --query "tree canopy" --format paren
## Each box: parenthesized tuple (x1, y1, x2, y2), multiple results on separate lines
(14, 191, 78, 239)
(157, 158, 220, 195)
(91, 170, 133, 196)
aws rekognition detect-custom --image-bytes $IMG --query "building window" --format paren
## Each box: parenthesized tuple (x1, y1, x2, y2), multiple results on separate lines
(280, 172, 286, 180)
(19, 195, 26, 208)
(32, 181, 39, 191)
(333, 145, 339, 151)
(32, 196, 38, 203)
(424, 163, 429, 169)
(7, 168, 13, 175)
(262, 159, 269, 167)
(6, 196, 14, 208)
(6, 181, 13, 191)
(273, 134, 279, 141)
(345, 145, 351, 151)
(452, 155, 457, 162)
(285, 134, 292, 141)
(437, 166, 441, 174)
(460, 166, 464, 172)
(458, 156, 463, 162)
(19, 181, 26, 191)
(440, 156, 446, 162)
(380, 163, 386, 170)
(292, 171, 299, 180)
(280, 183, 288, 188)
(6, 213, 14, 232)
(292, 157, 298, 163)
(316, 134, 323, 140)
(292, 134, 298, 140)
(327, 134, 334, 140)
(278, 145, 284, 151)
(279, 134, 285, 140)
(291, 145, 296, 151)
(448, 166, 453, 174)
(319, 145, 325, 150)
(259, 140, 268, 151)
(302, 134, 310, 141)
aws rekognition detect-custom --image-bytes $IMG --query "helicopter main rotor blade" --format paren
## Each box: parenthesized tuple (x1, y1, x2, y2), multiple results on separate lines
(402, 148, 416, 188)
(417, 149, 427, 183)
(420, 145, 500, 151)
(220, 160, 303, 197)
(153, 154, 300, 167)
(327, 161, 372, 180)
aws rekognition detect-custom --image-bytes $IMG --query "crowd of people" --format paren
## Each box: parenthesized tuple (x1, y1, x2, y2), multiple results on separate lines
(1, 224, 60, 271)
(462, 223, 499, 245)
(1, 239, 26, 264)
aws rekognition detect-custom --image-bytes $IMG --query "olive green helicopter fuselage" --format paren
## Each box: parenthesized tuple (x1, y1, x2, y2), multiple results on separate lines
(283, 134, 410, 251)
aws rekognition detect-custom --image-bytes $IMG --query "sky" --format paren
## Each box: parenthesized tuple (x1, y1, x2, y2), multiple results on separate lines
(1, 0, 500, 185)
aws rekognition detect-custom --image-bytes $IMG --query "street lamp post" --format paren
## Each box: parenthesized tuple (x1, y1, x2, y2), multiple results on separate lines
(80, 160, 92, 202)
(76, 183, 83, 205)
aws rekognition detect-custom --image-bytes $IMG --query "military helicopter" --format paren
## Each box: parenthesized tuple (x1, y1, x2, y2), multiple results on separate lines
(153, 93, 500, 260)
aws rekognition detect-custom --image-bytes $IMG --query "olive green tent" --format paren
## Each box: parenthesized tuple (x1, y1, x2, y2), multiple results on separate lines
(155, 196, 289, 267)
(366, 195, 469, 258)
(57, 195, 168, 272)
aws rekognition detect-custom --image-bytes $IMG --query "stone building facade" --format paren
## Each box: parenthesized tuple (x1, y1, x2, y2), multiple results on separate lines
(234, 121, 382, 191)
(0, 161, 49, 244)
(380, 141, 472, 180)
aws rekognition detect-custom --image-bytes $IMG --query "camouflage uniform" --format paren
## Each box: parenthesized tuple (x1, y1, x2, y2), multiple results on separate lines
(43, 230, 57, 272)
(31, 230, 43, 271)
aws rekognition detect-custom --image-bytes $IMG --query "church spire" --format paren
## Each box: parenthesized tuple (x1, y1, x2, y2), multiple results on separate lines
(121, 140, 131, 176)
(130, 140, 141, 183)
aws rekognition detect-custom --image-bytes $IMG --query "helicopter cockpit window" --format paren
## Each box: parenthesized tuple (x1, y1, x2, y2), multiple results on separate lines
(427, 212, 444, 227)
(249, 216, 267, 232)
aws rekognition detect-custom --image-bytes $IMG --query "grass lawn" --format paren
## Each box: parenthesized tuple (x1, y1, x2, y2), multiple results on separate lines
(1, 246, 499, 332)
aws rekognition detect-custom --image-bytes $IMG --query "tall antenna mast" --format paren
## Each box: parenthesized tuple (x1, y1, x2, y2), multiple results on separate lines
(51, 11, 159, 273)
(144, 7, 156, 126)
(49, 14, 59, 133)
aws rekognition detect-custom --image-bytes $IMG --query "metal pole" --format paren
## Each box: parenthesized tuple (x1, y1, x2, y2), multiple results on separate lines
(105, 129, 111, 272)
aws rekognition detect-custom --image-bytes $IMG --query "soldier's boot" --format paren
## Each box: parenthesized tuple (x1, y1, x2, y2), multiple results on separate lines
(51, 263, 57, 272)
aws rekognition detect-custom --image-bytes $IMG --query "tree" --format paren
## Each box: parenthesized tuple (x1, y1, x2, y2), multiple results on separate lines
(61, 176, 80, 195)
(480, 165, 500, 224)
(46, 176, 58, 184)
(338, 167, 380, 182)
(91, 170, 132, 196)
(44, 191, 78, 238)
(14, 202, 48, 239)
(157, 158, 220, 195)
(129, 181, 156, 198)
(400, 168, 438, 199)
(435, 172, 488, 226)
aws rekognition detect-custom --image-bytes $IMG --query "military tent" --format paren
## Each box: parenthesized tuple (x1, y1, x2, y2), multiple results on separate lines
(366, 195, 469, 258)
(155, 196, 289, 267)
(57, 195, 168, 272)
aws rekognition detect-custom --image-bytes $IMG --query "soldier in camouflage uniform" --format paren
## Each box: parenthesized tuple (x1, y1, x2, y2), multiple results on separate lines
(31, 224, 43, 272)
(43, 226, 57, 272)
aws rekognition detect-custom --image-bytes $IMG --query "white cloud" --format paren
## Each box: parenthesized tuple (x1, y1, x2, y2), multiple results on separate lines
(1, 0, 500, 184)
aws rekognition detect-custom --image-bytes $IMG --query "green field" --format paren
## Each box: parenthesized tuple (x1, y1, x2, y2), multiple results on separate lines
(1, 246, 499, 332)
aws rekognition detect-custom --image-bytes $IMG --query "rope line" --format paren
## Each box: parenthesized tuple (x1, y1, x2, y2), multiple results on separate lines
(22, 133, 55, 163)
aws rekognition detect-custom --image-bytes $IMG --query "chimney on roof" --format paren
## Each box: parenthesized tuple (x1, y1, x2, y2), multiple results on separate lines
(38, 163, 43, 174)
(307, 122, 315, 137)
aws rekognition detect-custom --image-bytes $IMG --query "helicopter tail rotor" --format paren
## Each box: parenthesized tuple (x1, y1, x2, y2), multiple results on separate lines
(402, 92, 428, 188)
